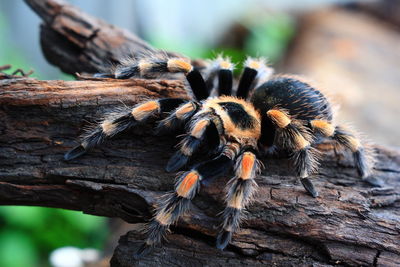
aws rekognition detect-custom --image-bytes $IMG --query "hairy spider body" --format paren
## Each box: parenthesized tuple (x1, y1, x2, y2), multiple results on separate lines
(64, 53, 375, 258)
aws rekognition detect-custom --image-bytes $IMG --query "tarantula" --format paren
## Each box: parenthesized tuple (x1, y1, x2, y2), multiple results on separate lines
(64, 53, 375, 258)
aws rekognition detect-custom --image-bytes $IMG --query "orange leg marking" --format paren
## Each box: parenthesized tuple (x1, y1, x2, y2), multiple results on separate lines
(267, 109, 291, 128)
(134, 101, 159, 112)
(176, 171, 199, 198)
(240, 152, 255, 180)
(310, 120, 335, 137)
(176, 103, 194, 119)
(191, 119, 209, 138)
(167, 59, 192, 73)
(132, 101, 160, 120)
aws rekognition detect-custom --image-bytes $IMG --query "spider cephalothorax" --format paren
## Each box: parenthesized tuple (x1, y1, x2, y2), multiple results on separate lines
(64, 53, 375, 258)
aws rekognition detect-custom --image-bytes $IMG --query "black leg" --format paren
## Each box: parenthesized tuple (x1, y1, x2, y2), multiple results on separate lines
(186, 69, 209, 100)
(218, 69, 233, 96)
(236, 67, 257, 99)
(156, 101, 199, 134)
(236, 58, 273, 99)
(310, 120, 376, 183)
(94, 54, 211, 101)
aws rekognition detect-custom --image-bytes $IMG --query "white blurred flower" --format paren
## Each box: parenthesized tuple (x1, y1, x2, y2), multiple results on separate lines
(49, 247, 100, 267)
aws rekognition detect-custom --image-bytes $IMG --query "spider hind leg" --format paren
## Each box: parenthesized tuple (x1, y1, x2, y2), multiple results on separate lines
(310, 120, 378, 185)
(266, 109, 320, 197)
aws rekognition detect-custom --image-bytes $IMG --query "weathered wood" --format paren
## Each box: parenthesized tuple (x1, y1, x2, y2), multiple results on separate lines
(0, 75, 399, 266)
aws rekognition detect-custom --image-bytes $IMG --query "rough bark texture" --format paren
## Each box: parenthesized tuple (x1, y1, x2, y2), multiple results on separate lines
(1, 0, 399, 266)
(1, 74, 400, 267)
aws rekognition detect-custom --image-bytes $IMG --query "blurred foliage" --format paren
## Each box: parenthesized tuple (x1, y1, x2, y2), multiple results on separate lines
(149, 13, 295, 73)
(0, 206, 107, 267)
(0, 12, 73, 80)
(244, 14, 295, 62)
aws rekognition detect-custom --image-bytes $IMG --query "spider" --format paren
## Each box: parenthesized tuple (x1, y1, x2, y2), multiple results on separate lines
(64, 53, 375, 258)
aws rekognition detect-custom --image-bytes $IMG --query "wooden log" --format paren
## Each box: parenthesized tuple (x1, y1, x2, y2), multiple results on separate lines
(0, 74, 399, 266)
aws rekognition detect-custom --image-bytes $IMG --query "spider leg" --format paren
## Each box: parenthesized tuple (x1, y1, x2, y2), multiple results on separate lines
(156, 101, 200, 134)
(99, 55, 209, 101)
(201, 57, 227, 95)
(310, 120, 376, 183)
(135, 142, 240, 258)
(236, 57, 273, 99)
(64, 98, 186, 160)
(200, 56, 234, 96)
(267, 109, 320, 197)
(217, 148, 260, 250)
(215, 57, 234, 96)
(166, 114, 221, 172)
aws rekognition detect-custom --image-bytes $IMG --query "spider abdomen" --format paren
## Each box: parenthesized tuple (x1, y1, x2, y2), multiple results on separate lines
(250, 76, 333, 121)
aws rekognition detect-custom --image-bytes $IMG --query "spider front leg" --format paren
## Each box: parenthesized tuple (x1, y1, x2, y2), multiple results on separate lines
(135, 142, 240, 258)
(64, 98, 189, 160)
(267, 109, 320, 197)
(217, 148, 261, 250)
(236, 57, 273, 99)
(166, 113, 222, 172)
(97, 55, 210, 101)
(201, 56, 234, 96)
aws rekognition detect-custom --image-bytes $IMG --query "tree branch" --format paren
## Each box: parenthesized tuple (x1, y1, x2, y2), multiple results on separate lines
(1, 74, 399, 266)
(24, 0, 158, 74)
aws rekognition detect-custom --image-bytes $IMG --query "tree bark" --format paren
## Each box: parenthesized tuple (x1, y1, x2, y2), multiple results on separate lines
(1, 0, 398, 266)
(24, 0, 170, 75)
(1, 74, 400, 266)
